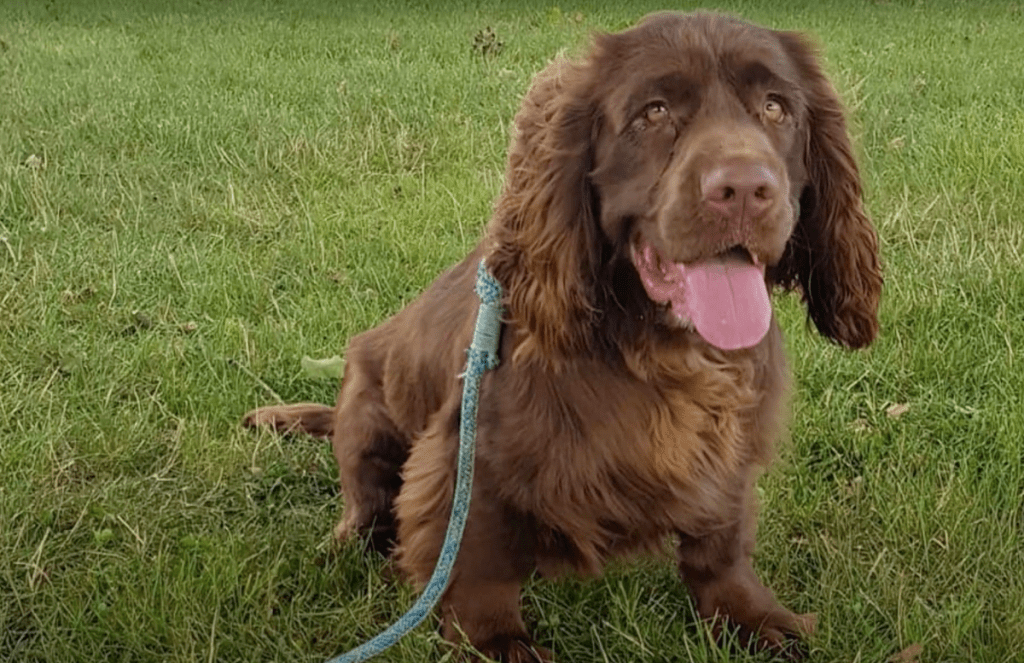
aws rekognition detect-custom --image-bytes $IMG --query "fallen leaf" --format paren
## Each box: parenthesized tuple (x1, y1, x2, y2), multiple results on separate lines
(843, 475, 864, 498)
(886, 402, 910, 419)
(848, 417, 871, 432)
(888, 642, 923, 663)
(301, 355, 345, 381)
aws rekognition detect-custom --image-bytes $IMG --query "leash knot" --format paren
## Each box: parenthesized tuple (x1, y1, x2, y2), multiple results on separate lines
(469, 260, 503, 370)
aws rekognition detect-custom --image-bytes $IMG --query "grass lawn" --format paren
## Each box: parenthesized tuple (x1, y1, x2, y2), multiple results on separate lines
(2, 0, 1023, 661)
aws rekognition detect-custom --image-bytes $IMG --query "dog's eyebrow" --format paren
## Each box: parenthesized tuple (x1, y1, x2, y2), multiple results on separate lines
(624, 72, 701, 116)
(732, 60, 796, 91)
(651, 72, 700, 99)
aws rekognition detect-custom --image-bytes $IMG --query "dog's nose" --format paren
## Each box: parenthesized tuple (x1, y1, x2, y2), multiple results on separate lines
(700, 161, 779, 222)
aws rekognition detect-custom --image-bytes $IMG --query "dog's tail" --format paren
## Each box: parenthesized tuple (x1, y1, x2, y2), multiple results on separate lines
(241, 403, 335, 439)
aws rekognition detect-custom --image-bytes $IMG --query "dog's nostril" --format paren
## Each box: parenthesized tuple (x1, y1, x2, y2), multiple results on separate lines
(700, 161, 779, 220)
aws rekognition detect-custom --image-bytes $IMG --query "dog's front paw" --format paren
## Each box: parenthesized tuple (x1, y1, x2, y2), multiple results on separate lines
(689, 563, 814, 658)
(470, 635, 554, 663)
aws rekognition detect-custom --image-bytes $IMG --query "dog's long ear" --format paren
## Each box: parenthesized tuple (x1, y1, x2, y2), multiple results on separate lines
(769, 33, 882, 349)
(486, 57, 601, 366)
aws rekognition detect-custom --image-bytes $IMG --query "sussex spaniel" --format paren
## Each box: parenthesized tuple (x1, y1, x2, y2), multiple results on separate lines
(243, 11, 882, 661)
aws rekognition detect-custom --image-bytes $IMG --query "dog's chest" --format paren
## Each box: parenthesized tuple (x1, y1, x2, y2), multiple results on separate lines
(494, 356, 764, 570)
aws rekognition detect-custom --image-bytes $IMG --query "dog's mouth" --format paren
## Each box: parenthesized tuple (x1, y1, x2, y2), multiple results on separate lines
(630, 239, 771, 350)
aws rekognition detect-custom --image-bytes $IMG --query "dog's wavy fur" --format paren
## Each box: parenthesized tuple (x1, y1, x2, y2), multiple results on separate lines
(244, 12, 881, 661)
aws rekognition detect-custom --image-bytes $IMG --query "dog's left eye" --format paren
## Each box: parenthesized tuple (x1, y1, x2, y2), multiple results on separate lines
(644, 102, 669, 123)
(763, 98, 785, 122)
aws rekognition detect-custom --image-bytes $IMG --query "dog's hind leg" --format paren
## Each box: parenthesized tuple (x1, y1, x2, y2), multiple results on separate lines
(331, 354, 410, 555)
(242, 353, 408, 554)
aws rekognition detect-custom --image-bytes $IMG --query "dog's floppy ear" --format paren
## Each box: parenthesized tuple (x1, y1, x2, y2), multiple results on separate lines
(769, 32, 882, 349)
(486, 57, 601, 366)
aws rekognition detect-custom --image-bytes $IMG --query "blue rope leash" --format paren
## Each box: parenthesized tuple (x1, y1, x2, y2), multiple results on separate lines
(327, 260, 503, 663)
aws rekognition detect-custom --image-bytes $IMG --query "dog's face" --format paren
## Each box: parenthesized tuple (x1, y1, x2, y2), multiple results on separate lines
(586, 13, 813, 347)
(590, 15, 808, 269)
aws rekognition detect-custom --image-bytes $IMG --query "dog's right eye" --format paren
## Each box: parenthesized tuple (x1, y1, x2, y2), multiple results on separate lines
(631, 102, 669, 133)
(763, 98, 786, 123)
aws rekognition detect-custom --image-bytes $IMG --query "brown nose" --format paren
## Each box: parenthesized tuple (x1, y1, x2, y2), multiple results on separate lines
(700, 161, 779, 221)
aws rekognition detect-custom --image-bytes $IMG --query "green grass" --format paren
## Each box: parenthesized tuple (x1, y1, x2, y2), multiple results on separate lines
(2, 0, 1023, 661)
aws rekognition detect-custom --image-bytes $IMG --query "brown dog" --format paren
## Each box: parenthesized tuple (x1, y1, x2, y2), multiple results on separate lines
(244, 11, 881, 661)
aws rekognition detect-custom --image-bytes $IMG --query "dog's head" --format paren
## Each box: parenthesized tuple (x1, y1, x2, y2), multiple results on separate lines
(488, 12, 882, 364)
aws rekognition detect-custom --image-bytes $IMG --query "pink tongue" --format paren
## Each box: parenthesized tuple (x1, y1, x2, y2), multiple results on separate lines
(634, 243, 771, 350)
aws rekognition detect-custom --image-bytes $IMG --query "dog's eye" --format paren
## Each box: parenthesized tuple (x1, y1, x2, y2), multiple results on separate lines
(629, 102, 669, 133)
(644, 102, 669, 124)
(763, 98, 785, 123)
